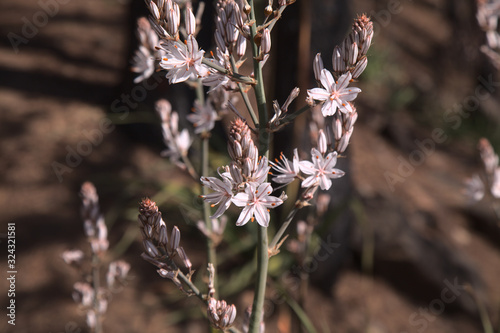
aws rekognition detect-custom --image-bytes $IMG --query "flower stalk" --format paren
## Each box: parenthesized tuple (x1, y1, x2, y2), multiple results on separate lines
(248, 1, 270, 331)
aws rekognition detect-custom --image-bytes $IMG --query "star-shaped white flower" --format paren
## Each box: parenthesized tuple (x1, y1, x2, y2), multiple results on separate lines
(231, 183, 283, 227)
(307, 71, 361, 116)
(202, 48, 231, 92)
(187, 101, 217, 134)
(159, 36, 209, 84)
(270, 149, 300, 185)
(201, 175, 234, 218)
(299, 148, 345, 190)
(248, 156, 271, 185)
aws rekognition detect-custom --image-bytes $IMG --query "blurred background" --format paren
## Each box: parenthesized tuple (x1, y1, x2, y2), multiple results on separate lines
(1, 0, 500, 332)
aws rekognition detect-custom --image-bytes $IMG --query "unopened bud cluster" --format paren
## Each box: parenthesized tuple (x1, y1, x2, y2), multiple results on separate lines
(147, 0, 182, 39)
(207, 297, 237, 330)
(138, 198, 192, 278)
(215, 0, 247, 57)
(332, 14, 373, 80)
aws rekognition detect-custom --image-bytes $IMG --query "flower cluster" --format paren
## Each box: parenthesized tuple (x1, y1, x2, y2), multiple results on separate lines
(270, 130, 345, 191)
(156, 99, 192, 167)
(132, 0, 293, 96)
(128, 2, 373, 331)
(80, 181, 109, 254)
(477, 0, 500, 68)
(131, 17, 163, 83)
(187, 100, 218, 134)
(307, 14, 373, 153)
(138, 198, 193, 289)
(207, 297, 237, 330)
(214, 0, 247, 56)
(201, 119, 284, 227)
(466, 138, 500, 201)
(63, 182, 130, 332)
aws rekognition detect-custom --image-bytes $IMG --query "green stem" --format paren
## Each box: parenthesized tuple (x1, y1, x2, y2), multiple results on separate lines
(248, 1, 270, 332)
(91, 253, 102, 333)
(229, 56, 259, 127)
(195, 80, 218, 298)
(202, 136, 218, 298)
(201, 57, 256, 85)
(269, 206, 300, 250)
(284, 292, 318, 333)
(278, 104, 310, 127)
(181, 153, 199, 180)
(177, 269, 205, 301)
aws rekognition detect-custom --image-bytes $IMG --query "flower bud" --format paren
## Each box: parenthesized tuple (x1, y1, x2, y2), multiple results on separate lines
(313, 53, 324, 82)
(185, 6, 196, 35)
(351, 56, 368, 79)
(261, 28, 271, 54)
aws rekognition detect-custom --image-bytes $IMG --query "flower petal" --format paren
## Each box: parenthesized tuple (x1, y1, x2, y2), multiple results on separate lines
(253, 204, 270, 227)
(320, 69, 335, 91)
(236, 205, 254, 226)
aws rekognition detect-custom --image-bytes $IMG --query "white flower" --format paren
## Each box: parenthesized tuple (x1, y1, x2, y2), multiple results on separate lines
(159, 36, 209, 84)
(202, 48, 231, 92)
(132, 46, 156, 83)
(491, 168, 500, 198)
(299, 148, 345, 190)
(465, 174, 485, 202)
(187, 101, 218, 134)
(307, 71, 361, 116)
(248, 156, 271, 185)
(174, 129, 191, 156)
(270, 149, 300, 185)
(131, 18, 162, 83)
(231, 183, 283, 227)
(201, 175, 234, 218)
(61, 250, 85, 265)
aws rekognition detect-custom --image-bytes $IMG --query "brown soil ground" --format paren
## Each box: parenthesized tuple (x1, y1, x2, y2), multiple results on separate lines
(1, 0, 499, 333)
